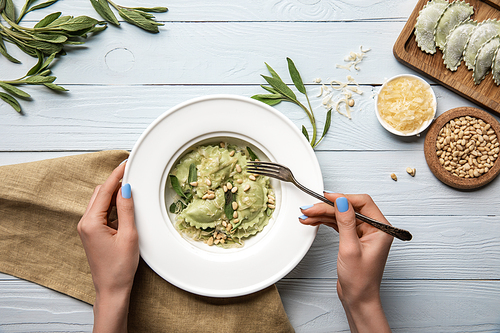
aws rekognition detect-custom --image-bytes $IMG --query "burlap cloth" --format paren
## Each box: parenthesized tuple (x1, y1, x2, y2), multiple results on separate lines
(0, 150, 294, 332)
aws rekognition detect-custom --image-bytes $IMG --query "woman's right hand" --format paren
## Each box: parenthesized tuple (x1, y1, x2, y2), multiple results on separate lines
(299, 193, 393, 333)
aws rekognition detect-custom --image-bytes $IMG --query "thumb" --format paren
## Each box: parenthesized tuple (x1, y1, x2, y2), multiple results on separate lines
(116, 183, 136, 233)
(335, 196, 359, 246)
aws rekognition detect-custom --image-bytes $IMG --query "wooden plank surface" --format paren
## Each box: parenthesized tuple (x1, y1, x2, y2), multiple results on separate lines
(393, 0, 500, 115)
(1, 0, 500, 332)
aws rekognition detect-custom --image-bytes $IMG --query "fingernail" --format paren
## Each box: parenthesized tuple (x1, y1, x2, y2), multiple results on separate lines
(336, 197, 349, 213)
(324, 190, 334, 193)
(119, 159, 128, 166)
(299, 214, 308, 220)
(300, 204, 314, 210)
(121, 183, 131, 199)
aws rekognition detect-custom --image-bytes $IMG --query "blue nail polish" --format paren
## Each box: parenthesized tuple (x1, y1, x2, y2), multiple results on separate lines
(299, 214, 308, 220)
(336, 197, 349, 213)
(119, 158, 128, 166)
(324, 190, 334, 194)
(122, 183, 131, 199)
(300, 204, 314, 210)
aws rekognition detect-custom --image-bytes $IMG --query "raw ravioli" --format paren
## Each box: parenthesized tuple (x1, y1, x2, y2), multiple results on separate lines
(473, 35, 500, 84)
(415, 0, 450, 54)
(443, 19, 477, 71)
(434, 0, 474, 50)
(464, 19, 500, 70)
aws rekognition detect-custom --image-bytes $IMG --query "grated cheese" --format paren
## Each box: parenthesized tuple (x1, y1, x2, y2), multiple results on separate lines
(336, 46, 371, 71)
(377, 76, 435, 134)
(316, 75, 363, 119)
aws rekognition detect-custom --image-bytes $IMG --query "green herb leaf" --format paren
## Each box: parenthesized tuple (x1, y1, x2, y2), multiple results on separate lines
(169, 175, 186, 199)
(260, 85, 280, 95)
(0, 92, 21, 112)
(129, 6, 168, 13)
(25, 0, 59, 13)
(188, 163, 197, 184)
(287, 57, 306, 94)
(34, 12, 62, 28)
(23, 75, 56, 83)
(43, 82, 67, 91)
(224, 190, 234, 219)
(57, 16, 99, 32)
(0, 82, 31, 98)
(26, 50, 44, 76)
(265, 62, 283, 81)
(301, 125, 309, 141)
(4, 0, 16, 22)
(0, 0, 6, 13)
(18, 0, 59, 22)
(246, 146, 258, 161)
(40, 52, 56, 71)
(0, 37, 21, 63)
(32, 32, 67, 43)
(316, 109, 332, 146)
(251, 94, 283, 106)
(169, 202, 177, 213)
(44, 14, 71, 27)
(90, 0, 120, 26)
(261, 75, 297, 101)
(118, 8, 163, 33)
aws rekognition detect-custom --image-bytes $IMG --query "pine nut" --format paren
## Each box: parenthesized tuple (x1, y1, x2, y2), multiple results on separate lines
(236, 164, 242, 173)
(231, 186, 238, 193)
(244, 184, 251, 191)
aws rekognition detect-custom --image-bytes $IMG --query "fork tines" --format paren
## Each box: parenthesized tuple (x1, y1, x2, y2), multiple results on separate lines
(246, 161, 285, 180)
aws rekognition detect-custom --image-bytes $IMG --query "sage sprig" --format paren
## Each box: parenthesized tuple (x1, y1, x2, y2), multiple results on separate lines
(90, 0, 167, 33)
(169, 164, 197, 214)
(252, 58, 331, 149)
(0, 51, 66, 113)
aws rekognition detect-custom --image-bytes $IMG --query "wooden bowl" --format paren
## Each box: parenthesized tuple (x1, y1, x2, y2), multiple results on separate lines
(424, 107, 500, 190)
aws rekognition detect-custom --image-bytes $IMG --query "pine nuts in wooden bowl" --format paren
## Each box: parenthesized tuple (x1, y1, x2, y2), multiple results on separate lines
(424, 107, 500, 190)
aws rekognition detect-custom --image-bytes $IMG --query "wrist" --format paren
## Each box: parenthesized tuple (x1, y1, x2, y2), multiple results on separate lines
(93, 290, 132, 333)
(341, 297, 391, 333)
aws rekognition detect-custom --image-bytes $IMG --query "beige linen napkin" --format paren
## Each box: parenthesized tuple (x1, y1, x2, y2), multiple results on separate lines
(0, 150, 294, 332)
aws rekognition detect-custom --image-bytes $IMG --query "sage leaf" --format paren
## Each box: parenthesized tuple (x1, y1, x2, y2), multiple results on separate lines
(318, 109, 332, 144)
(287, 57, 306, 95)
(34, 12, 61, 28)
(188, 163, 197, 184)
(40, 52, 56, 71)
(224, 190, 234, 219)
(0, 37, 21, 63)
(118, 8, 163, 33)
(18, 0, 59, 22)
(57, 16, 99, 32)
(43, 82, 67, 91)
(265, 62, 282, 81)
(90, 0, 120, 26)
(0, 92, 21, 112)
(302, 125, 309, 141)
(32, 33, 67, 43)
(4, 0, 16, 22)
(169, 175, 186, 199)
(23, 75, 56, 83)
(0, 82, 31, 98)
(260, 85, 280, 95)
(246, 146, 258, 161)
(45, 15, 73, 27)
(26, 50, 44, 76)
(261, 75, 296, 101)
(130, 6, 168, 13)
(0, 0, 5, 13)
(251, 94, 282, 106)
(24, 39, 63, 55)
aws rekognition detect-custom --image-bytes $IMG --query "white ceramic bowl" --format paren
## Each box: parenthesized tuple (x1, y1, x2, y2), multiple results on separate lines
(123, 95, 322, 297)
(375, 74, 437, 136)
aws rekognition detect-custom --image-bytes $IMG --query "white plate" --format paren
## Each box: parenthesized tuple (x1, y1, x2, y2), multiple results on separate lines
(124, 95, 322, 297)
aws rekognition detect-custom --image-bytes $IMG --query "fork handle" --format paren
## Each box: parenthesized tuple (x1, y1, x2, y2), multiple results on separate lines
(295, 183, 412, 241)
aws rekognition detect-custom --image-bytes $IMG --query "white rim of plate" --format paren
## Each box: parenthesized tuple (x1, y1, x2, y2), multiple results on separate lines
(375, 74, 437, 136)
(123, 94, 322, 297)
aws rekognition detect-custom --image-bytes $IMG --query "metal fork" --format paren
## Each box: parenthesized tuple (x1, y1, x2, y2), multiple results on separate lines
(247, 161, 412, 241)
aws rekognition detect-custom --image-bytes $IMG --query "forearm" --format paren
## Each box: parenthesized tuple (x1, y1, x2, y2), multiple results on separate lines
(341, 298, 391, 333)
(93, 290, 131, 333)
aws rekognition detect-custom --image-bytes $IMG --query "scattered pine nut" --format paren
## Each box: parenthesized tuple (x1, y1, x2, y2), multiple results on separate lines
(232, 202, 238, 210)
(268, 204, 275, 209)
(249, 175, 256, 181)
(205, 179, 212, 186)
(236, 164, 242, 173)
(406, 167, 416, 177)
(391, 173, 397, 181)
(229, 150, 235, 157)
(231, 186, 238, 193)
(233, 211, 238, 219)
(189, 181, 198, 186)
(243, 184, 251, 192)
(227, 182, 233, 190)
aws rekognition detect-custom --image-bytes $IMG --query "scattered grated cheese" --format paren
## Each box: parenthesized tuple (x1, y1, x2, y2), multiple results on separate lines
(336, 46, 371, 71)
(377, 76, 435, 134)
(315, 75, 363, 119)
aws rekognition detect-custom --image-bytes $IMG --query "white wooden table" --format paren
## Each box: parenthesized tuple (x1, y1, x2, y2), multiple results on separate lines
(1, 0, 500, 331)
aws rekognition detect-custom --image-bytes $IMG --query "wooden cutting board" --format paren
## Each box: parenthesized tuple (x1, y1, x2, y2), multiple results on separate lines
(393, 0, 500, 116)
